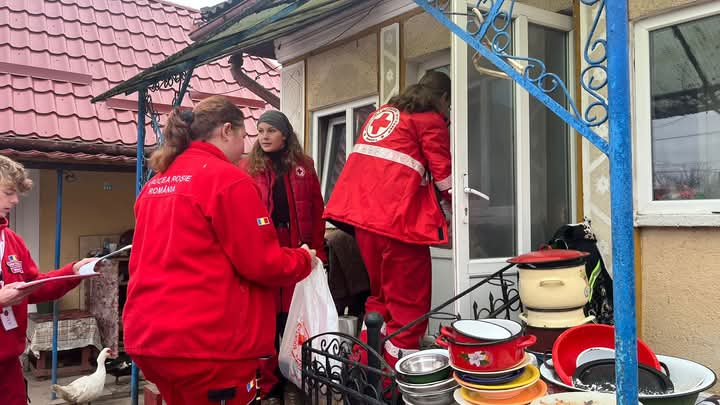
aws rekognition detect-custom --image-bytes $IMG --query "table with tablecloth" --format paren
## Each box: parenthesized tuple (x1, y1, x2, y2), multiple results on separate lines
(26, 309, 102, 358)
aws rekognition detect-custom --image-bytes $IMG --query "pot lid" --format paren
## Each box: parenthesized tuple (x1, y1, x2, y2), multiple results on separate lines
(507, 247, 588, 265)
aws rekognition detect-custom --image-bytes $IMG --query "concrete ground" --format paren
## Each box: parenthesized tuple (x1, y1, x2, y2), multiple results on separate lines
(26, 372, 148, 405)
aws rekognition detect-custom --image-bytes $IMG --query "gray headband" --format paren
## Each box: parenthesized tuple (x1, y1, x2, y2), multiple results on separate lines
(257, 110, 293, 139)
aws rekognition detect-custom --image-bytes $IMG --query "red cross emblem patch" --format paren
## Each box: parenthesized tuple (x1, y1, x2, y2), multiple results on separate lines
(362, 107, 400, 143)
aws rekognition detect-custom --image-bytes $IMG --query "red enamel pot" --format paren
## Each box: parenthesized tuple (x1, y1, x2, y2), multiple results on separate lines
(435, 319, 536, 373)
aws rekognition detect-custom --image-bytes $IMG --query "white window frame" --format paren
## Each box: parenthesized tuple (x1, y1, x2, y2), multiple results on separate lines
(633, 1, 720, 227)
(311, 95, 379, 200)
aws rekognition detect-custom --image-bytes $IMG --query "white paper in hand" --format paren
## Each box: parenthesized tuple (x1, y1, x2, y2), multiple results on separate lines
(15, 245, 132, 290)
(78, 244, 133, 275)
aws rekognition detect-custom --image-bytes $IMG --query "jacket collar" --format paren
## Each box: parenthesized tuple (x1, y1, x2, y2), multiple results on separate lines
(188, 141, 230, 163)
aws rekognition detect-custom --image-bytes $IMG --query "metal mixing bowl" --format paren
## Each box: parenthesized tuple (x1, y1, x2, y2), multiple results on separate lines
(399, 353, 449, 374)
(395, 349, 452, 384)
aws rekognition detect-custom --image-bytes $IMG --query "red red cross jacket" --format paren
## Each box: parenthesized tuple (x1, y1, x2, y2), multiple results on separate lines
(123, 142, 312, 361)
(0, 218, 79, 362)
(238, 157, 326, 263)
(324, 105, 452, 245)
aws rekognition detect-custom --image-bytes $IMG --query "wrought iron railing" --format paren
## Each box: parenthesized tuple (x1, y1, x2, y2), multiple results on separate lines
(302, 263, 521, 404)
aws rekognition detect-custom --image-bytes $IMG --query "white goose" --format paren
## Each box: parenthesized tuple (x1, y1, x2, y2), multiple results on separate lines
(52, 347, 115, 404)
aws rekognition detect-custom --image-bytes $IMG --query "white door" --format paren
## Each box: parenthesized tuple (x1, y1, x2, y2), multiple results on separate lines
(449, 1, 576, 319)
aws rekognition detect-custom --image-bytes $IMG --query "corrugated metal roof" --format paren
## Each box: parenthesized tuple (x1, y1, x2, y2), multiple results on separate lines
(93, 0, 361, 102)
(0, 0, 280, 163)
(200, 0, 243, 22)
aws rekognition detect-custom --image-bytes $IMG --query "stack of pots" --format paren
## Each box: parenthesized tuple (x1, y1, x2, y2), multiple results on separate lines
(508, 247, 596, 358)
(436, 319, 548, 404)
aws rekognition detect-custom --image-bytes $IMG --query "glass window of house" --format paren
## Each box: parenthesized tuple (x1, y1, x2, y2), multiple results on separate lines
(649, 14, 720, 202)
(313, 98, 377, 202)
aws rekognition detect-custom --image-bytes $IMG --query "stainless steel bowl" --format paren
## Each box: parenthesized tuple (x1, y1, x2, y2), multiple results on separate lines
(399, 353, 449, 375)
(400, 385, 457, 405)
(395, 349, 452, 385)
(397, 376, 458, 395)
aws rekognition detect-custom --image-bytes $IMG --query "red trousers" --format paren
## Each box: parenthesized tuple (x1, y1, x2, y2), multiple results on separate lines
(354, 228, 432, 366)
(133, 356, 257, 405)
(0, 359, 25, 405)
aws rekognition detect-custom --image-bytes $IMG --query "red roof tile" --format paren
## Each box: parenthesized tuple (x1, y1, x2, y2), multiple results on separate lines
(0, 0, 280, 157)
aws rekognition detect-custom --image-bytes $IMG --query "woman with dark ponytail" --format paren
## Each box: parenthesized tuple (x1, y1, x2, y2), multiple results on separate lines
(124, 96, 317, 405)
(239, 110, 325, 403)
(324, 71, 453, 369)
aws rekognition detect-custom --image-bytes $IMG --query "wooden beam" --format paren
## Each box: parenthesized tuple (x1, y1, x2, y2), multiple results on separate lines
(229, 53, 280, 109)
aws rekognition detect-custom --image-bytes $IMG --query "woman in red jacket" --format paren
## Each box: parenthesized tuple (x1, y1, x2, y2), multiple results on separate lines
(0, 156, 95, 405)
(240, 110, 326, 403)
(324, 71, 452, 368)
(124, 97, 316, 405)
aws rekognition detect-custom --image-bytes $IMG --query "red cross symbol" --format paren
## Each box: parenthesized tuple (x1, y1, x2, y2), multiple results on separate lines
(363, 107, 399, 143)
(369, 112, 393, 134)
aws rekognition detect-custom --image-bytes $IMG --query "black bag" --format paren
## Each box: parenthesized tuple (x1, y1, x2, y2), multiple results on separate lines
(548, 219, 614, 325)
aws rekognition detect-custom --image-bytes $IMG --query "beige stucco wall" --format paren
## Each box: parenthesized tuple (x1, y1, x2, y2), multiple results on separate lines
(39, 170, 136, 310)
(629, 0, 705, 20)
(640, 228, 720, 383)
(404, 12, 450, 62)
(306, 33, 378, 110)
(519, 0, 573, 12)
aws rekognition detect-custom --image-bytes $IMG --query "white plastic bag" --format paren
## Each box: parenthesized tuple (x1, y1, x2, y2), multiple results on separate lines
(279, 259, 339, 387)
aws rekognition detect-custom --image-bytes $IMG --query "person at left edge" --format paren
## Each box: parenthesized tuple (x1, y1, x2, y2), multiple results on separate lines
(123, 96, 315, 405)
(0, 155, 96, 405)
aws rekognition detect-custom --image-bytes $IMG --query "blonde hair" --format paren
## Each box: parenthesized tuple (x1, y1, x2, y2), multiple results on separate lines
(0, 155, 32, 193)
(149, 96, 245, 173)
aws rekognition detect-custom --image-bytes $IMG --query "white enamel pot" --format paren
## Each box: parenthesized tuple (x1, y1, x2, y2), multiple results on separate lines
(519, 263, 590, 310)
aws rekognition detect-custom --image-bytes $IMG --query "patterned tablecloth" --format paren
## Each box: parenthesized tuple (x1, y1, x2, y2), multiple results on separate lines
(26, 310, 103, 358)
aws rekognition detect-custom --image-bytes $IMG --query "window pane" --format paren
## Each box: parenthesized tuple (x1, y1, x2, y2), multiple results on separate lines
(528, 24, 572, 248)
(322, 120, 347, 203)
(352, 104, 376, 145)
(467, 42, 516, 259)
(650, 14, 720, 201)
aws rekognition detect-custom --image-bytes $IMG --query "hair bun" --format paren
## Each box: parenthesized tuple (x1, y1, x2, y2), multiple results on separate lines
(179, 109, 194, 125)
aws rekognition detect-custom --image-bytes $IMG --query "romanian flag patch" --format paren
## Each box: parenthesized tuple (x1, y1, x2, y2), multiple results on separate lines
(246, 379, 255, 392)
(256, 217, 270, 226)
(7, 255, 18, 261)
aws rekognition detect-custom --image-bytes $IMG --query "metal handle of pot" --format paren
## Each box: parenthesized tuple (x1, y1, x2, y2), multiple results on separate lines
(539, 279, 565, 287)
(440, 325, 455, 339)
(434, 334, 450, 348)
(660, 361, 671, 379)
(517, 334, 537, 349)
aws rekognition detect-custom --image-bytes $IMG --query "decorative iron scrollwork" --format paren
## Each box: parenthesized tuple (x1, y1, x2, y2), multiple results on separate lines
(302, 333, 399, 405)
(471, 272, 522, 320)
(419, 0, 609, 130)
(580, 0, 609, 127)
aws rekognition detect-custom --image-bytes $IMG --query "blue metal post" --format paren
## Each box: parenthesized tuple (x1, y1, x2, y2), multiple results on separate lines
(51, 169, 63, 400)
(606, 1, 638, 405)
(130, 88, 147, 405)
